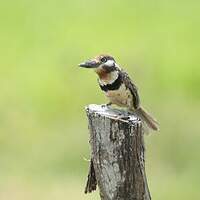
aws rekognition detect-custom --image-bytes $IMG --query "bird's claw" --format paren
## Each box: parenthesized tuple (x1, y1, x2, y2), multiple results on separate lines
(101, 103, 112, 108)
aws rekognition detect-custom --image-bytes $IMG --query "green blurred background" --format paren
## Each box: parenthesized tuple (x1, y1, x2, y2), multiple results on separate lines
(0, 0, 200, 199)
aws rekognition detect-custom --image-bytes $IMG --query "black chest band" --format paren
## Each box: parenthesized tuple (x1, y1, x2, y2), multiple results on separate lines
(99, 74, 122, 92)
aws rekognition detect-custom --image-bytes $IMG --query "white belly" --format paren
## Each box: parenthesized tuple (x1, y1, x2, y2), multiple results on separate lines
(105, 84, 133, 108)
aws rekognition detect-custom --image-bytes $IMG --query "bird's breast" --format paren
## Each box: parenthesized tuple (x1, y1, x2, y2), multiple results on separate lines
(105, 84, 133, 108)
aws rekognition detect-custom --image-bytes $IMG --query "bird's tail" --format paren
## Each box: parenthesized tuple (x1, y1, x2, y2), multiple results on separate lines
(134, 107, 159, 131)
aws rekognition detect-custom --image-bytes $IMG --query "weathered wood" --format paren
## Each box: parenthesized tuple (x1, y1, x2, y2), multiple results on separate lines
(85, 104, 151, 200)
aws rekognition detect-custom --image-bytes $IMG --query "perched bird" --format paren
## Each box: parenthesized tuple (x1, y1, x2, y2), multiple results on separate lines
(79, 54, 159, 131)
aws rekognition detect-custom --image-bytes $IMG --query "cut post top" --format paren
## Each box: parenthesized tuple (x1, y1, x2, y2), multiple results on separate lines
(86, 104, 139, 125)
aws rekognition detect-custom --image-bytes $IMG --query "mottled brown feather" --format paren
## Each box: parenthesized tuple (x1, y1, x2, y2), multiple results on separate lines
(119, 69, 140, 109)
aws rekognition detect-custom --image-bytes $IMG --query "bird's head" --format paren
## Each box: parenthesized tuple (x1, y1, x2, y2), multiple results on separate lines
(79, 54, 119, 74)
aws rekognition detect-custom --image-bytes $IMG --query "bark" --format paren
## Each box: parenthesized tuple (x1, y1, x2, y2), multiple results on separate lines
(85, 104, 151, 200)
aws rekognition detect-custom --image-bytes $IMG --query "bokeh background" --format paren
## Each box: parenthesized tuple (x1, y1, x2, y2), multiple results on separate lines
(1, 0, 200, 199)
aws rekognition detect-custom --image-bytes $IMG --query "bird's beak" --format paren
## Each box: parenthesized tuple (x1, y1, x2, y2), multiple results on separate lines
(79, 60, 99, 68)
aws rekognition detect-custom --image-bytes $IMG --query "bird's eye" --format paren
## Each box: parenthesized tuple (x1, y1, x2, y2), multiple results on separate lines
(100, 57, 107, 63)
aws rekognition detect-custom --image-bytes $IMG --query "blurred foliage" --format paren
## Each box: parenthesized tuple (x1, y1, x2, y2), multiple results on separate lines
(0, 0, 200, 199)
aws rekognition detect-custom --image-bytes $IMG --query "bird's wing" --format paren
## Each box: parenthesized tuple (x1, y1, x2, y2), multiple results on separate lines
(120, 70, 140, 109)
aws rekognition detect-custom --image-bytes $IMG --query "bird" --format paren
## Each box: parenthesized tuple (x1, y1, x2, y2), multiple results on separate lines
(79, 54, 159, 131)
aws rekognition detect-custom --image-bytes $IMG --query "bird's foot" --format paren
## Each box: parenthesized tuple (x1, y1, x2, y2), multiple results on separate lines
(127, 111, 133, 115)
(126, 108, 134, 115)
(101, 103, 112, 108)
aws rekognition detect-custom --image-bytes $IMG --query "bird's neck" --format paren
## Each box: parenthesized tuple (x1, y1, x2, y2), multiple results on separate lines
(96, 69, 119, 85)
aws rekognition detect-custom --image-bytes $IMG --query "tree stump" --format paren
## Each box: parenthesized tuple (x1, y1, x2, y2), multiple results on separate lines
(84, 104, 151, 200)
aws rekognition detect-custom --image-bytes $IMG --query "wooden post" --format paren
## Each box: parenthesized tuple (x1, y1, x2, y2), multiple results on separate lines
(84, 104, 151, 200)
